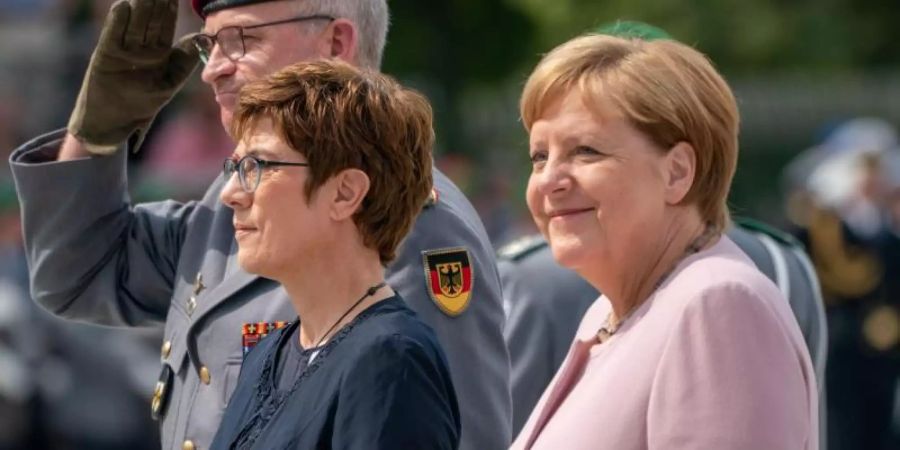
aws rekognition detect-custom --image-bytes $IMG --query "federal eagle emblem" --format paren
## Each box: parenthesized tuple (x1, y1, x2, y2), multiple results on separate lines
(423, 247, 473, 316)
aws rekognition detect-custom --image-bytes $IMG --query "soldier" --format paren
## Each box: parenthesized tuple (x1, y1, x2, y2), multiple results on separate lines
(796, 142, 900, 450)
(8, 1, 510, 450)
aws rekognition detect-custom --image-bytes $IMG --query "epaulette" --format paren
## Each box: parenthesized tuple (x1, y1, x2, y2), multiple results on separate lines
(422, 188, 439, 210)
(497, 234, 548, 261)
(733, 216, 804, 250)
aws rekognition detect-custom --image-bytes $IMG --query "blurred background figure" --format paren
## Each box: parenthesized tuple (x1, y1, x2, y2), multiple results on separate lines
(0, 178, 161, 450)
(784, 118, 900, 450)
(0, 179, 41, 449)
(0, 2, 191, 448)
(0, 185, 162, 450)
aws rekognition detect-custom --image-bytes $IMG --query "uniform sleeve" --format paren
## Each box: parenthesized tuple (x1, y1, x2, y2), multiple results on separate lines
(384, 169, 511, 450)
(501, 252, 599, 435)
(500, 259, 557, 435)
(9, 130, 195, 326)
(332, 334, 460, 450)
(646, 282, 816, 450)
(781, 245, 828, 386)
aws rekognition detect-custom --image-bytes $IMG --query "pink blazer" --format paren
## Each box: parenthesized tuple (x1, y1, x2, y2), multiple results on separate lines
(511, 236, 818, 450)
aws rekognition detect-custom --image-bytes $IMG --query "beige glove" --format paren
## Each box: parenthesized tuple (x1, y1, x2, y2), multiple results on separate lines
(67, 0, 200, 154)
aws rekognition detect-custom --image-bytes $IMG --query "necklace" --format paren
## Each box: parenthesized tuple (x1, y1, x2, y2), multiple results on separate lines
(233, 283, 390, 449)
(308, 280, 387, 352)
(595, 223, 718, 344)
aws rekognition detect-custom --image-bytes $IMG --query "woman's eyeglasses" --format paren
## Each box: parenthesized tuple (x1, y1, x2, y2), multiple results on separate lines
(223, 155, 309, 193)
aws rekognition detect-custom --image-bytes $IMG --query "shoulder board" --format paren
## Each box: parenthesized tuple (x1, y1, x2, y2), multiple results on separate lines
(422, 188, 439, 210)
(733, 216, 803, 249)
(497, 234, 548, 261)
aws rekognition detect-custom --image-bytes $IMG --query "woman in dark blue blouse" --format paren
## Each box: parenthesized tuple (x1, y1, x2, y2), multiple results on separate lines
(211, 60, 459, 450)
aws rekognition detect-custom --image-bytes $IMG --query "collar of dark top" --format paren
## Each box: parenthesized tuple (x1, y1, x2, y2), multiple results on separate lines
(192, 0, 279, 19)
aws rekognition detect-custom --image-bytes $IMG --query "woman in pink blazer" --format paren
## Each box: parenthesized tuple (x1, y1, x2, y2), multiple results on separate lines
(511, 33, 818, 450)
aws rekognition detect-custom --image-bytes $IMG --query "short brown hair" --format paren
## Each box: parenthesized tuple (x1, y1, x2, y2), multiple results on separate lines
(521, 34, 739, 231)
(232, 59, 434, 263)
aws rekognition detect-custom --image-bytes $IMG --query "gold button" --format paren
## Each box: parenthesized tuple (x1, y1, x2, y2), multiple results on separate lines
(161, 341, 172, 359)
(151, 394, 161, 416)
(199, 366, 211, 385)
(182, 440, 195, 450)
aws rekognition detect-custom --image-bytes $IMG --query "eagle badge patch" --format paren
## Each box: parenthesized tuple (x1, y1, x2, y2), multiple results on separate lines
(423, 247, 473, 316)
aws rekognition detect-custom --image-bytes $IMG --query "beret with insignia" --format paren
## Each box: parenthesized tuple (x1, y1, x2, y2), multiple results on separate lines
(733, 216, 804, 250)
(594, 20, 672, 41)
(192, 0, 279, 18)
(497, 234, 547, 262)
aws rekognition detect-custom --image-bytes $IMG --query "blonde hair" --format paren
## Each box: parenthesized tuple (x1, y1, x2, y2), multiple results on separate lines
(521, 34, 739, 231)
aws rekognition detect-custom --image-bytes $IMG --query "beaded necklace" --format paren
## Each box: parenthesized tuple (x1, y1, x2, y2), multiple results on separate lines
(596, 224, 718, 344)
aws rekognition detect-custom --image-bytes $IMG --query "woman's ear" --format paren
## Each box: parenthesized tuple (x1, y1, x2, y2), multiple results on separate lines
(330, 169, 370, 221)
(664, 141, 696, 205)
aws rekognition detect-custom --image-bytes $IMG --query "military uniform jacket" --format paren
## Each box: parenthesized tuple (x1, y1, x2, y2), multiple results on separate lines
(10, 129, 512, 450)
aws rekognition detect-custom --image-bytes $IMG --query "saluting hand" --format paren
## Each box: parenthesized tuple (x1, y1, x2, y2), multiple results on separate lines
(67, 0, 200, 155)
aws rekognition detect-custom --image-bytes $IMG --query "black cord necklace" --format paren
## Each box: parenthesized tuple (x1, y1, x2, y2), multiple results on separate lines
(231, 280, 389, 449)
(308, 280, 387, 355)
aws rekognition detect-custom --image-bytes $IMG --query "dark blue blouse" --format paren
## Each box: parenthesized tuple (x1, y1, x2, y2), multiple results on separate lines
(210, 296, 461, 450)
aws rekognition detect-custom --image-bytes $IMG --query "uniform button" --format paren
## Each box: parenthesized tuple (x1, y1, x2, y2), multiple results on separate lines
(161, 341, 172, 359)
(186, 296, 197, 316)
(150, 387, 162, 416)
(199, 366, 211, 385)
(182, 440, 195, 450)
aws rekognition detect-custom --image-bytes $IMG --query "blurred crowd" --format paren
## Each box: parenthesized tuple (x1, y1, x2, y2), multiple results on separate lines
(0, 1, 899, 449)
(0, 2, 217, 449)
(784, 118, 900, 450)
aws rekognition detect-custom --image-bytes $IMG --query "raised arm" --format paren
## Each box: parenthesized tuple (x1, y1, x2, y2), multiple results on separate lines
(9, 0, 203, 326)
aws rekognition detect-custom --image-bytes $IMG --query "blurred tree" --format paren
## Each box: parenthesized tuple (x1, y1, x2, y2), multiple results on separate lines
(383, 0, 900, 161)
(508, 0, 900, 74)
(383, 0, 536, 157)
(381, 0, 900, 223)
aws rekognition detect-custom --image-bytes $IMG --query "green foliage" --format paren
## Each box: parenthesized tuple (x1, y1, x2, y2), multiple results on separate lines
(379, 0, 900, 221)
(384, 0, 536, 85)
(383, 0, 537, 154)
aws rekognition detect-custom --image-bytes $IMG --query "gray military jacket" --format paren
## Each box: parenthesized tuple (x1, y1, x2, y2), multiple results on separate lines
(11, 130, 512, 450)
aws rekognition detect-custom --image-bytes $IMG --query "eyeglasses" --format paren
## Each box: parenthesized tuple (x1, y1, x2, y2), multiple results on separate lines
(223, 155, 310, 193)
(193, 14, 335, 64)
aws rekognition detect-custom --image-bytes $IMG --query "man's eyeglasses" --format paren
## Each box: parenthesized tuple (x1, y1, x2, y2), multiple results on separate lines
(193, 14, 335, 64)
(223, 155, 310, 193)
